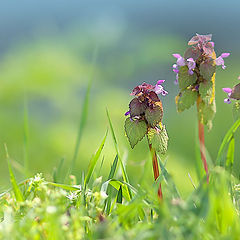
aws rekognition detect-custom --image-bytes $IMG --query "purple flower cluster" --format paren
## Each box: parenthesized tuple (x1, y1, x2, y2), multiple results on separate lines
(172, 33, 230, 84)
(125, 80, 168, 117)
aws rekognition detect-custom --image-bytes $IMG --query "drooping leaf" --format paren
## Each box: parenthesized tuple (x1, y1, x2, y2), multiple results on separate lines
(124, 118, 147, 148)
(199, 80, 213, 103)
(232, 102, 240, 121)
(184, 47, 201, 60)
(198, 100, 216, 130)
(176, 89, 198, 112)
(117, 186, 123, 204)
(147, 125, 168, 154)
(145, 102, 163, 127)
(199, 60, 216, 81)
(129, 98, 147, 117)
(178, 65, 197, 90)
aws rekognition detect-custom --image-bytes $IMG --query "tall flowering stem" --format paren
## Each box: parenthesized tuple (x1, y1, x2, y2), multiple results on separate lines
(173, 33, 230, 182)
(124, 81, 168, 200)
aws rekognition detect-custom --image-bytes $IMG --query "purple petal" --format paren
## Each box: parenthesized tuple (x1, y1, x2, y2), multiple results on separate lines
(173, 53, 181, 58)
(224, 98, 231, 104)
(161, 90, 168, 96)
(125, 111, 130, 116)
(154, 85, 163, 94)
(209, 41, 214, 47)
(215, 56, 224, 66)
(221, 53, 230, 58)
(157, 80, 165, 85)
(177, 57, 185, 66)
(222, 88, 232, 93)
(174, 74, 179, 85)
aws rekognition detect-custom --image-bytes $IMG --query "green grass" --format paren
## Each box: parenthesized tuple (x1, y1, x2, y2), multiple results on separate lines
(1, 118, 240, 239)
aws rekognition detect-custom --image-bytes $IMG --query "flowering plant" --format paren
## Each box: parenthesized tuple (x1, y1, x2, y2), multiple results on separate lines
(173, 33, 230, 130)
(173, 33, 230, 182)
(124, 80, 169, 198)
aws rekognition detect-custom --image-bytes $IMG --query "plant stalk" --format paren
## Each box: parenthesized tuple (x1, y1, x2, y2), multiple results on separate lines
(197, 99, 209, 183)
(149, 144, 163, 199)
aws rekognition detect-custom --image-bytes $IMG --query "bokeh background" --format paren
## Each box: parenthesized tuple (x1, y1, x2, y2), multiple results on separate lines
(0, 0, 239, 196)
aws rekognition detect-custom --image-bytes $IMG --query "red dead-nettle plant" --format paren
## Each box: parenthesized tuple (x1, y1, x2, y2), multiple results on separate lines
(172, 33, 230, 182)
(124, 81, 169, 199)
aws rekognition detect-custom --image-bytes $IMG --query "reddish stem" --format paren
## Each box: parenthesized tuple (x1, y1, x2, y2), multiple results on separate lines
(197, 99, 209, 183)
(149, 144, 163, 199)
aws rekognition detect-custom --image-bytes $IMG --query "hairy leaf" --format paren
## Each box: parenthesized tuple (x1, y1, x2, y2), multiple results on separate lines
(124, 118, 147, 148)
(129, 98, 147, 117)
(199, 80, 213, 103)
(178, 66, 197, 90)
(199, 60, 216, 81)
(198, 100, 216, 130)
(230, 83, 240, 100)
(147, 125, 168, 154)
(176, 89, 198, 112)
(184, 47, 201, 60)
(145, 102, 163, 127)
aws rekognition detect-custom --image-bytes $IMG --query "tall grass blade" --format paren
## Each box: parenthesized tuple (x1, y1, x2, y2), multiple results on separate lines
(4, 144, 24, 202)
(47, 182, 80, 191)
(117, 186, 123, 204)
(53, 158, 65, 183)
(216, 119, 240, 166)
(226, 137, 235, 172)
(84, 131, 108, 187)
(106, 109, 132, 198)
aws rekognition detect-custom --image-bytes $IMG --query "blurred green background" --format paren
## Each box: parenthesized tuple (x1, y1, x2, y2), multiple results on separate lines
(0, 0, 240, 197)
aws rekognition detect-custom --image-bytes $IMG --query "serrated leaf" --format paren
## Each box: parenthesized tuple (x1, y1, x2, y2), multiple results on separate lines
(124, 118, 147, 148)
(129, 98, 147, 117)
(184, 47, 200, 60)
(176, 89, 198, 112)
(147, 125, 168, 154)
(198, 100, 216, 130)
(178, 66, 197, 90)
(199, 60, 216, 81)
(199, 80, 213, 103)
(145, 102, 163, 127)
(233, 102, 240, 121)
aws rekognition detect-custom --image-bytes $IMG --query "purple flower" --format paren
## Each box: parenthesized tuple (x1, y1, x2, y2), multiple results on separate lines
(154, 80, 168, 96)
(172, 64, 179, 73)
(188, 33, 214, 56)
(216, 53, 230, 69)
(125, 111, 130, 116)
(173, 54, 185, 66)
(222, 87, 232, 104)
(186, 58, 196, 75)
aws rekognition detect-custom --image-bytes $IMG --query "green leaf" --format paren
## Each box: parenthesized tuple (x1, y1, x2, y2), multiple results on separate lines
(178, 66, 197, 90)
(117, 186, 123, 204)
(129, 98, 147, 117)
(199, 60, 216, 81)
(147, 125, 168, 154)
(47, 182, 80, 191)
(124, 118, 147, 148)
(226, 137, 235, 172)
(233, 102, 240, 121)
(199, 80, 213, 103)
(216, 119, 240, 166)
(84, 131, 108, 187)
(176, 89, 198, 112)
(107, 109, 132, 199)
(198, 100, 216, 130)
(145, 103, 163, 127)
(184, 47, 200, 60)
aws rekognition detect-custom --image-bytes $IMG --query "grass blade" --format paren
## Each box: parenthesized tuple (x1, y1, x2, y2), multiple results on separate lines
(117, 186, 123, 204)
(226, 137, 235, 172)
(84, 131, 108, 187)
(106, 109, 132, 198)
(216, 119, 240, 166)
(53, 158, 65, 183)
(47, 182, 80, 191)
(4, 144, 24, 202)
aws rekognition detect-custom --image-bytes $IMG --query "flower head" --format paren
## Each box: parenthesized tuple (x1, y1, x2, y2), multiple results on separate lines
(222, 87, 232, 104)
(216, 53, 230, 69)
(222, 82, 240, 104)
